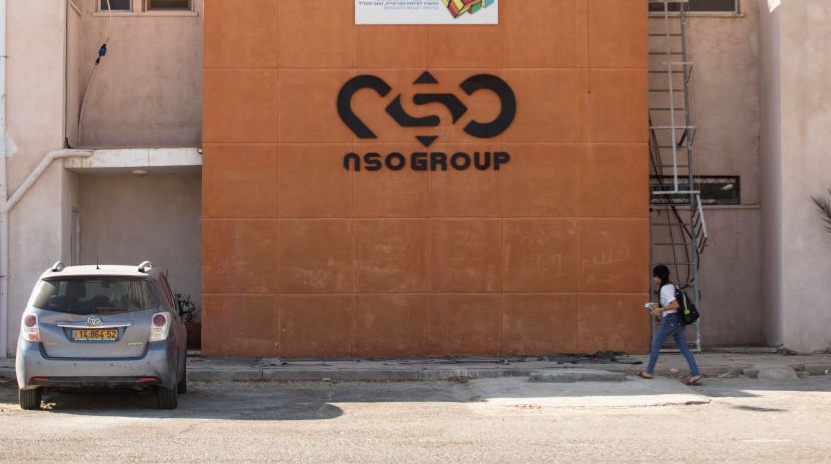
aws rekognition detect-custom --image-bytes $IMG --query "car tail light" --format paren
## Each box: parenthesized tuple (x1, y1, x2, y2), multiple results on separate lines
(22, 313, 39, 342)
(149, 312, 171, 342)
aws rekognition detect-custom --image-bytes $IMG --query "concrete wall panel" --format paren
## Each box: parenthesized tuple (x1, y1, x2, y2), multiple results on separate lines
(74, 0, 203, 147)
(79, 173, 202, 309)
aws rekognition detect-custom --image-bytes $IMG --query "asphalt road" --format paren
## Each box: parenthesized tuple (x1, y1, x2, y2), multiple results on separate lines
(1, 376, 831, 462)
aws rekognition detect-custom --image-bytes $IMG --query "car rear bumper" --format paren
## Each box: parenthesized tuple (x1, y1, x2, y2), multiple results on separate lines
(16, 340, 179, 390)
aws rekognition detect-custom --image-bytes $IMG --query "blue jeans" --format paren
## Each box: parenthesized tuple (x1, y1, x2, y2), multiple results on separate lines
(646, 312, 700, 376)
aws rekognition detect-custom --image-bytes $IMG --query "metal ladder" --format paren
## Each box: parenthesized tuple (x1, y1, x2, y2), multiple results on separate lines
(647, 0, 707, 352)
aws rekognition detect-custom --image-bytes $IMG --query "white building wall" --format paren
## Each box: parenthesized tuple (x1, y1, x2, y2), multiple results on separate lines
(758, 0, 783, 347)
(754, 0, 831, 353)
(3, 2, 72, 354)
(671, 0, 831, 352)
(2, 1, 203, 355)
(78, 172, 202, 309)
(683, 3, 764, 346)
(778, 1, 831, 352)
(73, 0, 203, 147)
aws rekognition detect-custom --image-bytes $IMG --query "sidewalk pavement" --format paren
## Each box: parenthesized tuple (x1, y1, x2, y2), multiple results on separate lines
(4, 346, 827, 384)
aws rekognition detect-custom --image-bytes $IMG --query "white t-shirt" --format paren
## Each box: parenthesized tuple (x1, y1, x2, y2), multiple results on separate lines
(660, 284, 678, 317)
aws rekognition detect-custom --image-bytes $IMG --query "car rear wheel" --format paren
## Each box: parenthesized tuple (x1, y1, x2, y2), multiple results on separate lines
(19, 388, 42, 410)
(156, 386, 178, 409)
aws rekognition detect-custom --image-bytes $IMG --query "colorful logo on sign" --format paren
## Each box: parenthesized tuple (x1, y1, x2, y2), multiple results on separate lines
(443, 0, 494, 19)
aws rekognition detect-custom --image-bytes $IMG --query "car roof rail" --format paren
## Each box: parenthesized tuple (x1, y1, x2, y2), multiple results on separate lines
(50, 261, 65, 272)
(138, 261, 154, 273)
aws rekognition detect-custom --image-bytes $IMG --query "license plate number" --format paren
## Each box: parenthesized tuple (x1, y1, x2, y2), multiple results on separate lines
(72, 328, 119, 341)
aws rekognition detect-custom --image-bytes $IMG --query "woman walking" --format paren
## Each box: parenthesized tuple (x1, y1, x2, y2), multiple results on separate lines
(638, 264, 701, 385)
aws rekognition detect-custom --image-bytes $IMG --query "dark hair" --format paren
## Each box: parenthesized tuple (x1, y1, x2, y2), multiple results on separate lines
(652, 265, 671, 286)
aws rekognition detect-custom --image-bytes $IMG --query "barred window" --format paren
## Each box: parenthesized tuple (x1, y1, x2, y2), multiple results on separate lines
(99, 0, 193, 12)
(648, 0, 738, 13)
(650, 176, 740, 206)
(100, 0, 130, 10)
(147, 0, 192, 10)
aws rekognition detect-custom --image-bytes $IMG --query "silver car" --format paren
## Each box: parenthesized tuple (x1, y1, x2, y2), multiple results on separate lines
(15, 261, 192, 410)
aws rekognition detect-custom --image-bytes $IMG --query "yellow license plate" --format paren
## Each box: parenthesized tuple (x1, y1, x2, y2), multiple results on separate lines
(72, 328, 119, 341)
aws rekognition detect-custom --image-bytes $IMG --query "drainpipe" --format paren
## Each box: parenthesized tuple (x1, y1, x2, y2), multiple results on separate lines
(0, 2, 94, 358)
(0, 0, 8, 358)
(0, 148, 94, 358)
(6, 150, 93, 211)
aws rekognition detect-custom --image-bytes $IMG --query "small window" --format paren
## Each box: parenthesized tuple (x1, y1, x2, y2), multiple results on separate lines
(100, 0, 130, 10)
(648, 0, 738, 13)
(697, 177, 740, 205)
(147, 0, 191, 10)
(651, 176, 740, 205)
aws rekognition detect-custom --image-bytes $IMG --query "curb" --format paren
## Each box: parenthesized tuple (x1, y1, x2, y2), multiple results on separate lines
(3, 354, 831, 384)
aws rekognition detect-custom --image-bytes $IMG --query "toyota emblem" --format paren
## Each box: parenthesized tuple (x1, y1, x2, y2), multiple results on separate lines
(86, 316, 102, 326)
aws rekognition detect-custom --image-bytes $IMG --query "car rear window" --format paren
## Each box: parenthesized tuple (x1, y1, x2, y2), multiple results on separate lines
(32, 277, 161, 314)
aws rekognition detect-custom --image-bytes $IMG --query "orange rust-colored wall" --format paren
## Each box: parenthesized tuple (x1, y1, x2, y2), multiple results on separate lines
(202, 0, 650, 357)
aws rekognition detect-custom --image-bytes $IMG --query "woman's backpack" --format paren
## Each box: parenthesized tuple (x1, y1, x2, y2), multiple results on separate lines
(674, 285, 700, 325)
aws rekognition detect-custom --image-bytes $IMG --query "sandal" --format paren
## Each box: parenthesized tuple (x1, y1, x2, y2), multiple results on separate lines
(636, 371, 653, 379)
(685, 375, 702, 385)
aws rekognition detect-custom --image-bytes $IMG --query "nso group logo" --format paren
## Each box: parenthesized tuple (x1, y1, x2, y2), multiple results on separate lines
(337, 71, 516, 172)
